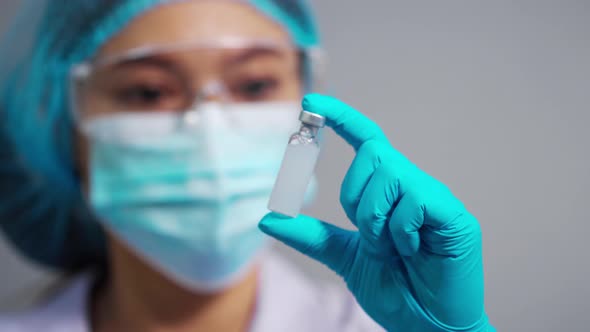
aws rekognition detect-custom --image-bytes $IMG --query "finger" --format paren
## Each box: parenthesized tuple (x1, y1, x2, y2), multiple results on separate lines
(302, 93, 388, 151)
(414, 175, 466, 229)
(388, 192, 424, 256)
(389, 178, 472, 256)
(339, 140, 386, 224)
(355, 161, 404, 254)
(258, 212, 358, 276)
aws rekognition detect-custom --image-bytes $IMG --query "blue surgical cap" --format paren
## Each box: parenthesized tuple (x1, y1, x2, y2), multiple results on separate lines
(0, 0, 320, 270)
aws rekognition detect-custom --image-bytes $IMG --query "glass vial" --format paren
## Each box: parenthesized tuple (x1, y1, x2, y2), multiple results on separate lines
(268, 110, 326, 217)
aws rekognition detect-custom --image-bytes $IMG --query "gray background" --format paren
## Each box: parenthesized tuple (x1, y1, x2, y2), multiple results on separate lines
(1, 1, 589, 331)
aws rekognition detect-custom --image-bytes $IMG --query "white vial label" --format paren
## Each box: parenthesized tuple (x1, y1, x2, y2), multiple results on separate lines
(268, 143, 320, 217)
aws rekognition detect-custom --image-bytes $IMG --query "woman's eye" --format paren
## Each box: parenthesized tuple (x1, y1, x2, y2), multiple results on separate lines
(115, 84, 182, 110)
(235, 78, 279, 100)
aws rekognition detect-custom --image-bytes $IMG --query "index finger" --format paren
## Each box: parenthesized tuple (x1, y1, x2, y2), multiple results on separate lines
(302, 93, 388, 151)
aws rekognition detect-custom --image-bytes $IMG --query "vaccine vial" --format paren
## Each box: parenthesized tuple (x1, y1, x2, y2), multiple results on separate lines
(268, 110, 326, 217)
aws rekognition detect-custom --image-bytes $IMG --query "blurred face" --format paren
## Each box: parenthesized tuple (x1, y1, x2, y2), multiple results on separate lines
(72, 2, 313, 294)
(75, 1, 301, 181)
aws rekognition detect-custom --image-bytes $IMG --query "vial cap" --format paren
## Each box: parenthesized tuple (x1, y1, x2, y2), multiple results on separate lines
(299, 110, 326, 128)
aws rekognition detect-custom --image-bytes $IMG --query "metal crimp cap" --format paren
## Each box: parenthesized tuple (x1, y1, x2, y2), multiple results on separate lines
(299, 110, 326, 128)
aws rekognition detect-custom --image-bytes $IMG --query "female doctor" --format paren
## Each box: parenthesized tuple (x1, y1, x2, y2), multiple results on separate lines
(0, 1, 494, 331)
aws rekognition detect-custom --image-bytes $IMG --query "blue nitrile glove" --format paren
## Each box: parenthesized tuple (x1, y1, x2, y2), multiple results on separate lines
(259, 94, 494, 331)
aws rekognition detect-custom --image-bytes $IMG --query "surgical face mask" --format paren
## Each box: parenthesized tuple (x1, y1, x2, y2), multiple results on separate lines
(83, 101, 316, 292)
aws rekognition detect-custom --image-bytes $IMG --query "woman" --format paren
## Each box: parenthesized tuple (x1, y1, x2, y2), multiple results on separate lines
(0, 1, 494, 331)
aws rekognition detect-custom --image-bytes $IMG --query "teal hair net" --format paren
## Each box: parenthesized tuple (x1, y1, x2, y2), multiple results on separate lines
(0, 0, 320, 271)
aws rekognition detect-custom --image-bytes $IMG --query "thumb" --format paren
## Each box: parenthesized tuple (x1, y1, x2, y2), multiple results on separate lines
(259, 213, 358, 276)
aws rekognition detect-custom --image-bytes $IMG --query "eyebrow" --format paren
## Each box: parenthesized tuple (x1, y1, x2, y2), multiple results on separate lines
(110, 55, 180, 72)
(224, 47, 287, 67)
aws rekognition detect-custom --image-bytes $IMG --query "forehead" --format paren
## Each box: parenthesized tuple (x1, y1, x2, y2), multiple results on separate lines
(98, 1, 291, 57)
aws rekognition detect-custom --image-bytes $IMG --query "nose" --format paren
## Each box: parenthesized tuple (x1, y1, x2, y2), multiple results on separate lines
(193, 81, 228, 105)
(181, 80, 229, 127)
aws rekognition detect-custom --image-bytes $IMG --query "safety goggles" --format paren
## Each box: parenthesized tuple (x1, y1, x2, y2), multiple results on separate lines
(69, 37, 325, 126)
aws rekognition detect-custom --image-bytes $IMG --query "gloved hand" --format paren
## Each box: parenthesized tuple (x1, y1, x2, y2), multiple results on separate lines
(259, 94, 494, 331)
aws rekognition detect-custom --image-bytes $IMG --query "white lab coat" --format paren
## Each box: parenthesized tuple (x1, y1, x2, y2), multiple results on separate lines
(0, 253, 383, 331)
